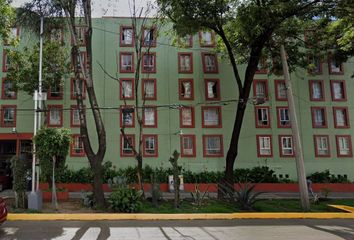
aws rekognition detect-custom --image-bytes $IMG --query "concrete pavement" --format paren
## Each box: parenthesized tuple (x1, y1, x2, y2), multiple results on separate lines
(1, 219, 354, 240)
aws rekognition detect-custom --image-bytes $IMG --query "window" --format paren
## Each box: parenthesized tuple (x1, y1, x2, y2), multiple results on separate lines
(2, 78, 16, 99)
(253, 79, 268, 99)
(333, 107, 349, 128)
(47, 105, 63, 127)
(203, 135, 223, 157)
(307, 54, 322, 75)
(120, 26, 134, 47)
(72, 51, 87, 71)
(279, 135, 294, 157)
(119, 52, 134, 73)
(204, 79, 220, 100)
(121, 134, 135, 157)
(142, 52, 156, 73)
(277, 107, 290, 128)
(275, 80, 287, 101)
(142, 78, 156, 100)
(202, 53, 218, 73)
(255, 106, 270, 128)
(178, 79, 194, 100)
(143, 135, 158, 157)
(311, 107, 327, 128)
(256, 57, 268, 74)
(71, 135, 85, 157)
(257, 135, 272, 157)
(309, 80, 324, 101)
(120, 106, 135, 128)
(5, 27, 20, 45)
(143, 106, 157, 127)
(178, 35, 193, 48)
(71, 78, 86, 100)
(2, 50, 10, 72)
(202, 106, 222, 128)
(119, 78, 134, 100)
(180, 135, 196, 157)
(328, 54, 344, 74)
(180, 107, 195, 128)
(73, 26, 86, 46)
(70, 105, 84, 127)
(314, 135, 330, 157)
(142, 26, 156, 47)
(178, 53, 193, 73)
(199, 31, 215, 47)
(48, 83, 63, 100)
(49, 27, 63, 44)
(330, 80, 346, 101)
(1, 105, 16, 127)
(336, 135, 352, 157)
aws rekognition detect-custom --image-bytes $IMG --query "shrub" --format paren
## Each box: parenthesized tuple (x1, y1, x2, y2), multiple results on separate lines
(309, 170, 349, 183)
(108, 187, 143, 213)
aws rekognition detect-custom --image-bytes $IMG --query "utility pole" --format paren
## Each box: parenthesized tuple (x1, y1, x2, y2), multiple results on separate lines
(280, 44, 310, 211)
(28, 15, 45, 210)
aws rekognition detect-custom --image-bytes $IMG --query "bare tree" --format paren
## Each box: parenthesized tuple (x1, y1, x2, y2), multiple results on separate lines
(59, 0, 106, 207)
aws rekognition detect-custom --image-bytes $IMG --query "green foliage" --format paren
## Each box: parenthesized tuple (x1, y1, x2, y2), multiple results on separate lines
(190, 184, 209, 208)
(6, 41, 70, 95)
(308, 170, 349, 183)
(0, 0, 15, 42)
(220, 181, 263, 211)
(108, 187, 143, 213)
(10, 156, 28, 208)
(34, 127, 71, 185)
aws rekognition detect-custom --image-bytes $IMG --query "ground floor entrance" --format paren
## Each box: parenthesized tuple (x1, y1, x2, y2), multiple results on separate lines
(0, 133, 33, 190)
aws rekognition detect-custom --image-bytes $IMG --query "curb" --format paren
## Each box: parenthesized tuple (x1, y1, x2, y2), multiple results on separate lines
(8, 212, 354, 221)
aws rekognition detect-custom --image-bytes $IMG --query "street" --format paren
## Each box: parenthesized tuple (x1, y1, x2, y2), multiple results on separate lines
(0, 219, 353, 240)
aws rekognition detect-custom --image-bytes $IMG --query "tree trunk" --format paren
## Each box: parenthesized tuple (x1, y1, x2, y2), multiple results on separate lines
(61, 0, 107, 208)
(52, 156, 58, 209)
(90, 159, 105, 207)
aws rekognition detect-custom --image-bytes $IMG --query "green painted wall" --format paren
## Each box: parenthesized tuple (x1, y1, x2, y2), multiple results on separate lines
(1, 17, 354, 181)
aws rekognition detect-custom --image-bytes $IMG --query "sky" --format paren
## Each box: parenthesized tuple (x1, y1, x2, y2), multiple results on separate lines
(11, 0, 156, 18)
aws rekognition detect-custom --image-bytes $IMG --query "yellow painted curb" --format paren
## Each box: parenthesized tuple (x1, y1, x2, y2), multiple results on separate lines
(328, 205, 354, 213)
(7, 212, 354, 221)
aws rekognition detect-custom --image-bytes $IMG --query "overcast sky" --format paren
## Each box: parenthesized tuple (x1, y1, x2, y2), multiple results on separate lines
(12, 0, 156, 18)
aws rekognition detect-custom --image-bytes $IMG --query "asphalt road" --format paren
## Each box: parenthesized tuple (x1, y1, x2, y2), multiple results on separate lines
(1, 219, 354, 240)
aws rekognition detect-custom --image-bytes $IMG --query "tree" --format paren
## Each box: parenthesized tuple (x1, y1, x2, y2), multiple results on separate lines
(100, 0, 159, 196)
(33, 127, 71, 209)
(156, 0, 340, 192)
(6, 41, 69, 100)
(58, 0, 107, 207)
(17, 0, 108, 207)
(0, 0, 15, 41)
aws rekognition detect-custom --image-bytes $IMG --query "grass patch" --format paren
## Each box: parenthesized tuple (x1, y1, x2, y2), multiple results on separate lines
(140, 199, 354, 213)
(254, 199, 354, 212)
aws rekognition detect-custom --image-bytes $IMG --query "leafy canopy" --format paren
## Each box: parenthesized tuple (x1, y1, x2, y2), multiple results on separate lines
(34, 127, 71, 163)
(0, 0, 15, 41)
(6, 41, 70, 95)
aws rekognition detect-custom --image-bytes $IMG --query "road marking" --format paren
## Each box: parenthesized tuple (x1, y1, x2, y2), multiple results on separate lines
(52, 228, 80, 240)
(204, 226, 344, 240)
(108, 227, 166, 240)
(2, 227, 18, 235)
(80, 227, 101, 240)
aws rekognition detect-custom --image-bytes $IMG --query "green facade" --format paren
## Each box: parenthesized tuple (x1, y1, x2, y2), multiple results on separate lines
(1, 17, 354, 181)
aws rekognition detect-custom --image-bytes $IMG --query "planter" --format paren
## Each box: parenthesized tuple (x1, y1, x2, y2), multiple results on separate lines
(42, 190, 69, 202)
(39, 182, 354, 193)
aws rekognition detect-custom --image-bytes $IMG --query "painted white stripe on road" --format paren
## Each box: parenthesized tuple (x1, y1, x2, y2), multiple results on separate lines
(80, 227, 101, 240)
(52, 228, 80, 240)
(204, 226, 344, 240)
(108, 227, 166, 240)
(2, 227, 18, 235)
